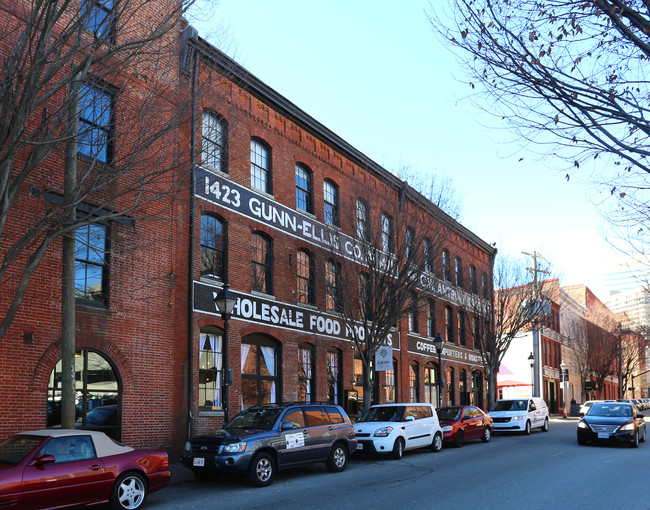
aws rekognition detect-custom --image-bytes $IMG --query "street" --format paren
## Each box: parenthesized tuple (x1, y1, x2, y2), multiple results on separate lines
(146, 419, 650, 510)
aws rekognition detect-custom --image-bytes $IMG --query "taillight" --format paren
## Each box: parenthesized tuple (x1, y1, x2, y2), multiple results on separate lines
(162, 457, 169, 469)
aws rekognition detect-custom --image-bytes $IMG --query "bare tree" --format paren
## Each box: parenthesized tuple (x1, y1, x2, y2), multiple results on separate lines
(586, 319, 619, 398)
(427, 0, 650, 260)
(468, 254, 537, 408)
(618, 324, 644, 398)
(326, 179, 451, 413)
(398, 166, 463, 222)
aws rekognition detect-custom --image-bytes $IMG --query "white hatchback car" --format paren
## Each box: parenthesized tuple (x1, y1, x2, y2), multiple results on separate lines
(353, 403, 443, 459)
(489, 397, 549, 434)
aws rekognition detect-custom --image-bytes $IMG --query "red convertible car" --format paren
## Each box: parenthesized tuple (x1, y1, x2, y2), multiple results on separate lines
(0, 429, 170, 509)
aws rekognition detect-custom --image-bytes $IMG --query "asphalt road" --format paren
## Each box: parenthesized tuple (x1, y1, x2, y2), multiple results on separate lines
(146, 418, 650, 510)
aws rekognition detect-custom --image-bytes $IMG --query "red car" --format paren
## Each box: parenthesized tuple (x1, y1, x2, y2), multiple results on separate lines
(436, 406, 493, 447)
(0, 429, 170, 509)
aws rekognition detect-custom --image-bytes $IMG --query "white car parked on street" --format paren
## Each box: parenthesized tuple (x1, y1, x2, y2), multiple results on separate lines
(353, 403, 443, 459)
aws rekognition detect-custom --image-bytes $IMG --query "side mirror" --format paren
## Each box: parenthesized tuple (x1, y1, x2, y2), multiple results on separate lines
(638, 414, 645, 419)
(280, 421, 294, 431)
(32, 454, 56, 466)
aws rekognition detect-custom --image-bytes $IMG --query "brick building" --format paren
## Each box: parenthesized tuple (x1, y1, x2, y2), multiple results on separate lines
(0, 0, 496, 453)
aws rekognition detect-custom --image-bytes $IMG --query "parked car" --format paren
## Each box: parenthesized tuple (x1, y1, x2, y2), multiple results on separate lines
(489, 397, 549, 434)
(182, 403, 356, 487)
(353, 403, 443, 459)
(436, 405, 493, 447)
(577, 401, 646, 447)
(579, 400, 604, 417)
(0, 429, 170, 509)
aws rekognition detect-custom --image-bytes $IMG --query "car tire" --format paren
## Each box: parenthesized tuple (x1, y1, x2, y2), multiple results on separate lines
(247, 452, 276, 487)
(631, 430, 639, 448)
(454, 430, 465, 448)
(481, 427, 491, 443)
(524, 420, 531, 435)
(326, 442, 348, 472)
(392, 438, 404, 459)
(110, 472, 148, 510)
(541, 417, 549, 432)
(431, 433, 443, 453)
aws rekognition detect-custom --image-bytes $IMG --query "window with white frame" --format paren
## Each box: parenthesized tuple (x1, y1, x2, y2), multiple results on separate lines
(251, 139, 271, 193)
(199, 330, 223, 408)
(202, 112, 226, 172)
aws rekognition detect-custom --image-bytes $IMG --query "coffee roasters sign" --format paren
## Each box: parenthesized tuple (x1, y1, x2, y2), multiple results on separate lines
(194, 281, 398, 347)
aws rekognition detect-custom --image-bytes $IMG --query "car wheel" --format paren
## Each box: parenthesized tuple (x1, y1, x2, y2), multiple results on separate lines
(631, 430, 639, 448)
(481, 427, 491, 443)
(541, 417, 549, 432)
(110, 472, 147, 510)
(247, 452, 276, 487)
(391, 437, 404, 460)
(431, 433, 443, 453)
(524, 420, 531, 435)
(454, 430, 465, 448)
(326, 443, 348, 472)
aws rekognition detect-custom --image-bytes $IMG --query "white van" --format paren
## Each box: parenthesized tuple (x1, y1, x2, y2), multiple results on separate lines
(353, 403, 443, 459)
(489, 397, 549, 434)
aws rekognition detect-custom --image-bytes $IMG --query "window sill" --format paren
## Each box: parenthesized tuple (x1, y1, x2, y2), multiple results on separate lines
(198, 409, 224, 417)
(251, 290, 275, 300)
(198, 163, 229, 178)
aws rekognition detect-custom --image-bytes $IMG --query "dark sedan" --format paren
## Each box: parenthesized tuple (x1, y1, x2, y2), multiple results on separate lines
(436, 406, 493, 447)
(0, 429, 170, 509)
(577, 402, 646, 447)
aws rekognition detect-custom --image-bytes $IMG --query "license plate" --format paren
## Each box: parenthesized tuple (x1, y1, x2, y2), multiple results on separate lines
(356, 443, 363, 450)
(598, 432, 610, 439)
(193, 457, 205, 467)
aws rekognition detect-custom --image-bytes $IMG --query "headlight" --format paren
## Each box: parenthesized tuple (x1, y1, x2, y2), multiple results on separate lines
(223, 442, 247, 453)
(184, 441, 191, 451)
(620, 422, 636, 432)
(374, 426, 393, 437)
(512, 415, 524, 421)
(442, 426, 453, 432)
(577, 421, 588, 429)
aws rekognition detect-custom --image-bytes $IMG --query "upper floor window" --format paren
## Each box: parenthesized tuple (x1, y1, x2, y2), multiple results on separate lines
(423, 238, 432, 272)
(481, 272, 489, 299)
(323, 180, 339, 225)
(455, 256, 464, 288)
(295, 165, 313, 213)
(408, 294, 419, 333)
(458, 310, 466, 346)
(81, 0, 115, 43)
(405, 227, 415, 260)
(75, 222, 108, 305)
(78, 83, 113, 164)
(200, 214, 225, 280)
(251, 139, 271, 194)
(325, 260, 341, 311)
(427, 300, 436, 337)
(381, 213, 393, 253)
(251, 232, 272, 294)
(469, 265, 478, 294)
(442, 250, 451, 281)
(296, 249, 314, 305)
(445, 306, 454, 344)
(358, 273, 370, 316)
(202, 112, 226, 172)
(356, 199, 369, 241)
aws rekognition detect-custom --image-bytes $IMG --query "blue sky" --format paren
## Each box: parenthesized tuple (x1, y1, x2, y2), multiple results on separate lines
(189, 0, 624, 299)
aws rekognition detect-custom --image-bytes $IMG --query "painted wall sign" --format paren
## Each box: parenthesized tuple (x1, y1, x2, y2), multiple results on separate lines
(194, 281, 399, 348)
(406, 334, 484, 367)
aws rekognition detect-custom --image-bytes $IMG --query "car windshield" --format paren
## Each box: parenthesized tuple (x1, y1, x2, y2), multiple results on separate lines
(491, 400, 527, 412)
(225, 408, 283, 430)
(587, 404, 632, 417)
(437, 408, 461, 421)
(358, 406, 405, 423)
(0, 435, 44, 465)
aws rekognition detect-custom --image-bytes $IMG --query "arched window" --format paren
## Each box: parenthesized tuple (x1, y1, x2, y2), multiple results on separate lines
(200, 214, 225, 280)
(356, 199, 369, 240)
(381, 213, 393, 253)
(47, 349, 121, 440)
(202, 111, 226, 172)
(447, 366, 456, 406)
(445, 306, 454, 344)
(424, 362, 439, 406)
(423, 238, 432, 273)
(455, 256, 463, 288)
(327, 349, 342, 405)
(409, 361, 420, 403)
(469, 265, 478, 294)
(251, 232, 272, 294)
(298, 343, 315, 402)
(405, 227, 414, 260)
(296, 249, 314, 305)
(251, 139, 271, 193)
(241, 336, 279, 407)
(459, 369, 469, 405)
(295, 164, 313, 213)
(325, 259, 341, 311)
(458, 310, 466, 346)
(408, 293, 419, 333)
(442, 249, 451, 281)
(199, 328, 223, 408)
(323, 180, 339, 225)
(427, 300, 436, 337)
(481, 272, 489, 299)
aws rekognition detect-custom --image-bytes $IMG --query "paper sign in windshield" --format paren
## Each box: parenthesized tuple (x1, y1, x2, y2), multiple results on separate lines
(285, 432, 305, 449)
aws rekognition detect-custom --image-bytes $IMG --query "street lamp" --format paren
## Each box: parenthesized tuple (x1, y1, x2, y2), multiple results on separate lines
(214, 283, 237, 423)
(433, 332, 446, 408)
(560, 360, 568, 418)
(528, 353, 535, 397)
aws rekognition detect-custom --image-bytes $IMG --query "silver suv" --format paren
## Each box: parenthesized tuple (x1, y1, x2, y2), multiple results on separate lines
(181, 403, 357, 486)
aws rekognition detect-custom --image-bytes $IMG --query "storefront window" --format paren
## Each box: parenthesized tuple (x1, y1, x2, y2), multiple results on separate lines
(409, 362, 419, 403)
(199, 329, 223, 408)
(327, 349, 342, 405)
(424, 363, 438, 406)
(298, 344, 314, 402)
(241, 337, 278, 408)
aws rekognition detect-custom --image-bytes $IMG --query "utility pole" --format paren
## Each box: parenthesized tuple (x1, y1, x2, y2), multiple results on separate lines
(522, 251, 550, 398)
